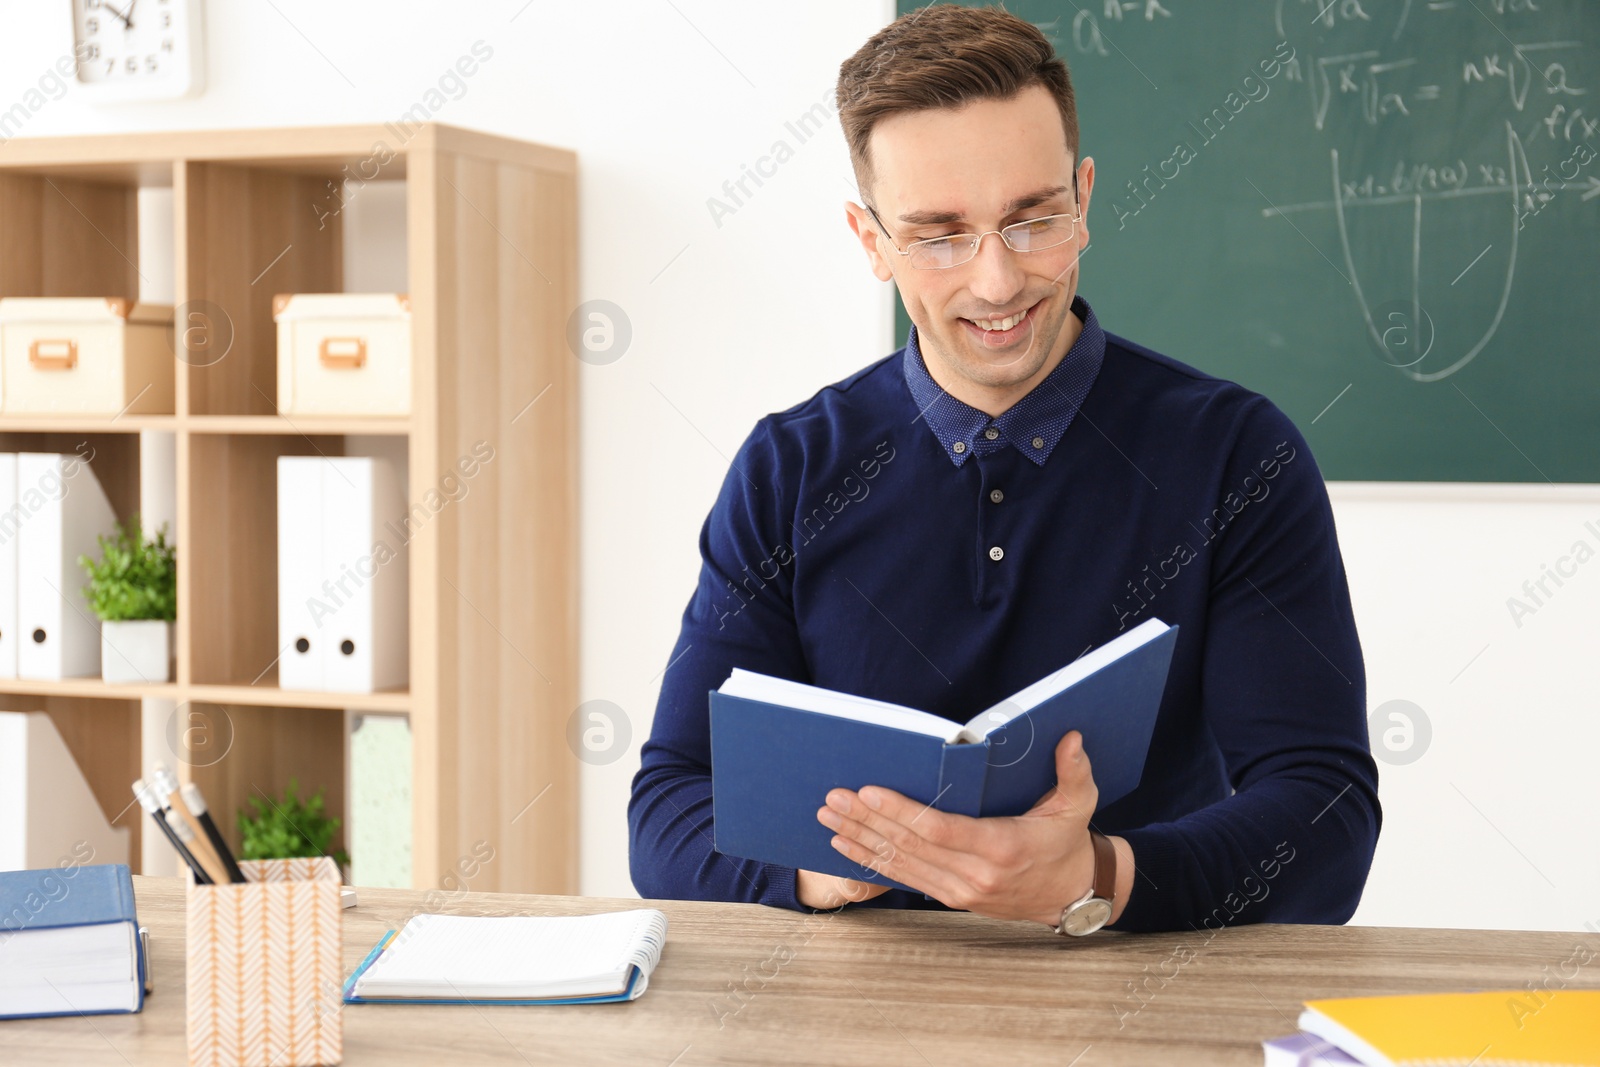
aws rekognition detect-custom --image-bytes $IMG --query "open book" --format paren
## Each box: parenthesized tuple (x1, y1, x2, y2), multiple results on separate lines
(710, 618, 1177, 888)
(342, 910, 669, 1005)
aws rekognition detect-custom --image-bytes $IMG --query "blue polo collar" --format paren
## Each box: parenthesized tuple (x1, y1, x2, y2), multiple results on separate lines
(903, 295, 1106, 468)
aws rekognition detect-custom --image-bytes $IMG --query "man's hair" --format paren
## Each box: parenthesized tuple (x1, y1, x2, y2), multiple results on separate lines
(836, 4, 1079, 196)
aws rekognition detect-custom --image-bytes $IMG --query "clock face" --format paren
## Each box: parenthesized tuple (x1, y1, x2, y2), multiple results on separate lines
(72, 0, 202, 98)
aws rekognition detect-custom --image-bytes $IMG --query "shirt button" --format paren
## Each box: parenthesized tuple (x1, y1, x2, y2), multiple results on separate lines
(1032, 436, 1045, 449)
(989, 489, 1004, 504)
(988, 546, 1004, 561)
(952, 440, 966, 454)
(984, 427, 999, 440)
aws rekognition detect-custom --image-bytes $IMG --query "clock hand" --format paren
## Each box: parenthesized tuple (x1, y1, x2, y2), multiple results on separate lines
(125, 0, 139, 29)
(101, 1, 133, 28)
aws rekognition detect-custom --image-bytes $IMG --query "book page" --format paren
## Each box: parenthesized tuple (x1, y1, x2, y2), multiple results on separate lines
(718, 669, 969, 743)
(965, 618, 1171, 736)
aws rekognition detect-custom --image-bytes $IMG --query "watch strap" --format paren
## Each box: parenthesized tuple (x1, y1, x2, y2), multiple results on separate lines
(1089, 830, 1116, 904)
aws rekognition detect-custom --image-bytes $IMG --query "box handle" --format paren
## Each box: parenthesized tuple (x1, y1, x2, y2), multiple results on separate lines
(28, 339, 78, 370)
(319, 336, 367, 369)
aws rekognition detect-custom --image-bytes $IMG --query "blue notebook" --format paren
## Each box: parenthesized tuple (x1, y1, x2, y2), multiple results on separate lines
(710, 618, 1177, 888)
(0, 863, 146, 1019)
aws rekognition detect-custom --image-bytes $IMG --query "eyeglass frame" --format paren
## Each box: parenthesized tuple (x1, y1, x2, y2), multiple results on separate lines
(863, 173, 1083, 270)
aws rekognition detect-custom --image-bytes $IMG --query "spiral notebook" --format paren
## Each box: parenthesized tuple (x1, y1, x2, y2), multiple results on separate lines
(1288, 990, 1600, 1067)
(343, 910, 669, 1005)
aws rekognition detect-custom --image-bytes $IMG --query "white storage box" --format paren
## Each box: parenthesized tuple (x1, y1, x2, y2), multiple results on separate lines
(274, 293, 411, 416)
(0, 297, 174, 415)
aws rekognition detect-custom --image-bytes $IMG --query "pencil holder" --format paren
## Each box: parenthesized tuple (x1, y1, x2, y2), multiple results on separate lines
(186, 857, 342, 1067)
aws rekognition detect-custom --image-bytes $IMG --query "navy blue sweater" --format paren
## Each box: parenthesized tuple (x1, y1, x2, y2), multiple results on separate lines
(628, 297, 1380, 932)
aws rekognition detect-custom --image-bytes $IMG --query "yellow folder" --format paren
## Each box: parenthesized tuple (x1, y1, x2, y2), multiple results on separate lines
(1298, 990, 1600, 1067)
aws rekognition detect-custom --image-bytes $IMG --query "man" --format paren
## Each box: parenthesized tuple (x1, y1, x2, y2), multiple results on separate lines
(629, 4, 1379, 934)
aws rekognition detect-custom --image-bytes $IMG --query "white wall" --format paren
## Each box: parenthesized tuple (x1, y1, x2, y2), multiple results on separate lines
(0, 0, 896, 896)
(4, 0, 1593, 933)
(1334, 484, 1600, 932)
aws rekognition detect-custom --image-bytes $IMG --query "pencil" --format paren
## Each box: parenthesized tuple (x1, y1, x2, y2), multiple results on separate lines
(180, 782, 246, 883)
(132, 778, 212, 885)
(165, 802, 229, 885)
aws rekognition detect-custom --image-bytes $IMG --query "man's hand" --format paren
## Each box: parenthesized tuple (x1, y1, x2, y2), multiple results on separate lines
(815, 730, 1132, 926)
(795, 869, 891, 910)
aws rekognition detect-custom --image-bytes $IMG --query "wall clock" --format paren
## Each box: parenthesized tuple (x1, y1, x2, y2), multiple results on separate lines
(71, 0, 205, 101)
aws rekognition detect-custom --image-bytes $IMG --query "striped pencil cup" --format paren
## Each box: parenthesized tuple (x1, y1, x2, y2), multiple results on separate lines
(186, 857, 343, 1067)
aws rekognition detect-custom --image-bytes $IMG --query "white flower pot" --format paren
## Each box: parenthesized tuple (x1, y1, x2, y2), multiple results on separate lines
(101, 620, 174, 684)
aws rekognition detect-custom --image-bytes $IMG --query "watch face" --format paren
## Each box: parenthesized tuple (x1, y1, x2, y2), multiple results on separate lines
(1060, 898, 1113, 936)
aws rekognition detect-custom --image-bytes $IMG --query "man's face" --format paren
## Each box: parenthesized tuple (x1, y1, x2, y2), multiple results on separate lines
(848, 85, 1093, 394)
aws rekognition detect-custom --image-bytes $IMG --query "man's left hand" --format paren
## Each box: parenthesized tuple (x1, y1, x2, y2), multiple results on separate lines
(816, 730, 1126, 927)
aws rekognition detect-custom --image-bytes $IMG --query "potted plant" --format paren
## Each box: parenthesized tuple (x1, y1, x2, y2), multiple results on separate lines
(78, 514, 177, 684)
(238, 778, 350, 878)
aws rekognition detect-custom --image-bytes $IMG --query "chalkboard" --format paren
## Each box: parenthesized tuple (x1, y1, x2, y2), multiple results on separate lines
(892, 1, 1599, 482)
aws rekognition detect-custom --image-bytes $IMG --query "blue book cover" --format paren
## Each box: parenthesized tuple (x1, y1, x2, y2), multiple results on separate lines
(710, 622, 1178, 889)
(0, 863, 145, 1019)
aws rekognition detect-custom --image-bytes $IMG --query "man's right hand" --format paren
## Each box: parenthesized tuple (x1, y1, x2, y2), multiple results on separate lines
(795, 868, 891, 910)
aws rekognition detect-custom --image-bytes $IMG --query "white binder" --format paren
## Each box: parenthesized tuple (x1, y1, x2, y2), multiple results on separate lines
(0, 711, 129, 871)
(277, 457, 325, 690)
(16, 453, 116, 680)
(277, 456, 408, 693)
(0, 454, 16, 678)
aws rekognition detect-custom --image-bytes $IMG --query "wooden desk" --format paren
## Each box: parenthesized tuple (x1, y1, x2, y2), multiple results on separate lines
(9, 876, 1598, 1065)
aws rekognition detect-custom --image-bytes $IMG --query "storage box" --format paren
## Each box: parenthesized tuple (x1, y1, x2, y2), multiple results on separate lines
(186, 857, 342, 1067)
(0, 297, 174, 415)
(275, 293, 411, 416)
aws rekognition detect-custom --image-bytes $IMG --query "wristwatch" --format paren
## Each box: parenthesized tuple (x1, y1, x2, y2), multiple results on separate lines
(1054, 831, 1116, 936)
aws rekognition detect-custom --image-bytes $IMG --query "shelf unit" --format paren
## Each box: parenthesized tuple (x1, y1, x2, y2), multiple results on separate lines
(0, 124, 578, 894)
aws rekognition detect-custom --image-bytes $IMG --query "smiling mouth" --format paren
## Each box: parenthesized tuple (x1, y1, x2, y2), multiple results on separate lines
(959, 299, 1043, 348)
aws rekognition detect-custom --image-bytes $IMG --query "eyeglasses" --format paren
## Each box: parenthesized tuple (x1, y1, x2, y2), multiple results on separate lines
(865, 176, 1082, 270)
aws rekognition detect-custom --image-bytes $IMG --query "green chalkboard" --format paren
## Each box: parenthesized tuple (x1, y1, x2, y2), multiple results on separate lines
(892, 1, 1599, 481)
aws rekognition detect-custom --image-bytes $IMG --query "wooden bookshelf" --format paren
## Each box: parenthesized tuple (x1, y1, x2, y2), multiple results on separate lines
(0, 125, 579, 894)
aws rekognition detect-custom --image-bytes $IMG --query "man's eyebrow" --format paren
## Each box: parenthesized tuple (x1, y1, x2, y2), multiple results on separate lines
(897, 185, 1071, 227)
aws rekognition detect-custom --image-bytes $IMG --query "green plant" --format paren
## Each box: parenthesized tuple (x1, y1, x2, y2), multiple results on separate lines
(237, 778, 350, 868)
(77, 514, 177, 622)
